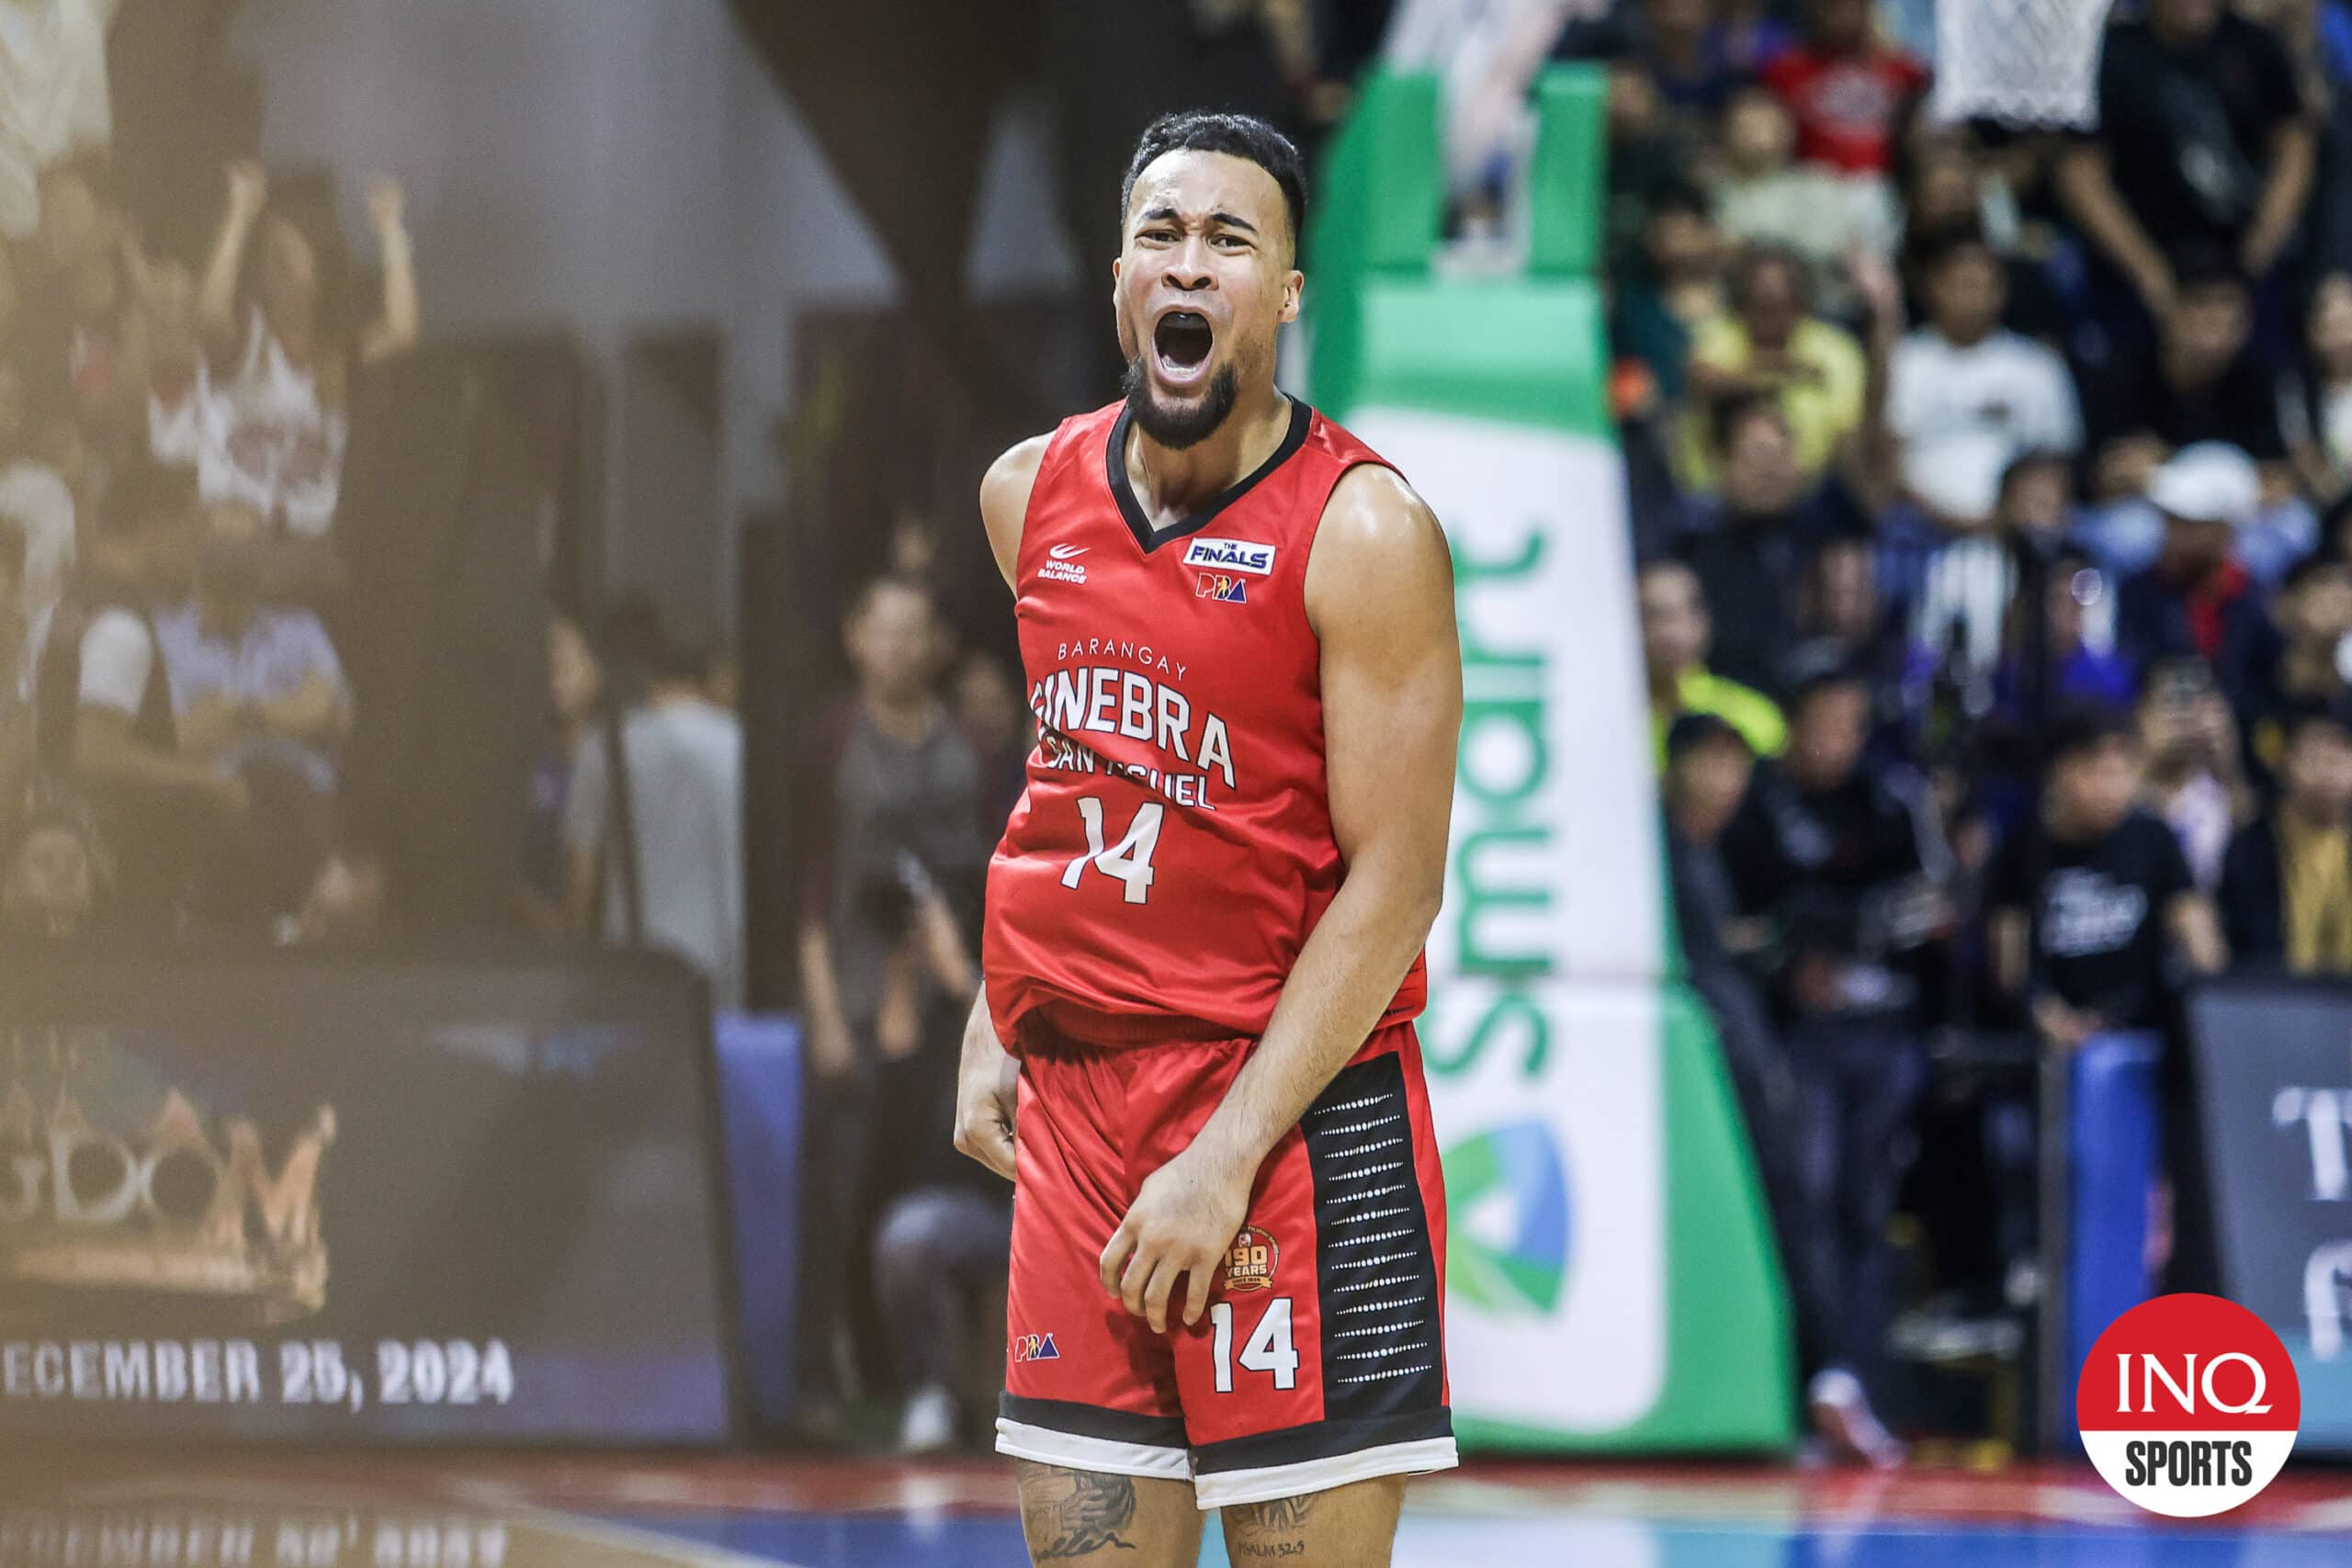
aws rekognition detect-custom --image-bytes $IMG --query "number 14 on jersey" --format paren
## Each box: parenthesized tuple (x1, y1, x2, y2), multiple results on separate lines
(1061, 796, 1164, 904)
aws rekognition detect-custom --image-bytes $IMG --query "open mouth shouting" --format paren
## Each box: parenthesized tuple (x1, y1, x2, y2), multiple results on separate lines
(1151, 309, 1216, 390)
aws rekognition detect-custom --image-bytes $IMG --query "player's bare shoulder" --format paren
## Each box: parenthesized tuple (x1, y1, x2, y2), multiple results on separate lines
(979, 433, 1056, 590)
(1304, 463, 1454, 636)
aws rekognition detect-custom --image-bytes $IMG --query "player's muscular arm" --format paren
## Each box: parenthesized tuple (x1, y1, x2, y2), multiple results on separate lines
(951, 431, 1054, 1183)
(1101, 465, 1461, 1333)
(980, 434, 1052, 591)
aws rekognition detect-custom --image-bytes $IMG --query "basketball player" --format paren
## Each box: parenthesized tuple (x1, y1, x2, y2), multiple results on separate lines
(953, 111, 1463, 1567)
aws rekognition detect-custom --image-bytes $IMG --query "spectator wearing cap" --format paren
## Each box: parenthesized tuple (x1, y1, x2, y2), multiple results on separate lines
(1717, 658, 1948, 1467)
(2055, 0, 2312, 340)
(2115, 445, 2277, 717)
(1680, 245, 1869, 491)
(1758, 0, 1928, 177)
(2221, 698, 2352, 970)
(2085, 260, 2292, 505)
(2135, 660, 2254, 894)
(1640, 557, 1787, 762)
(1987, 707, 2229, 1050)
(1674, 396, 1847, 694)
(2246, 552, 2352, 785)
(1884, 235, 2082, 531)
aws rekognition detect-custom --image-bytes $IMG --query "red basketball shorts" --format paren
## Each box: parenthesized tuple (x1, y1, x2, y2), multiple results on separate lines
(994, 1020, 1456, 1508)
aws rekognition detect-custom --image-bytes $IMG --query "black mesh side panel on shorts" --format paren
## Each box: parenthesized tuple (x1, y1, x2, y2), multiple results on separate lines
(1301, 1053, 1445, 1426)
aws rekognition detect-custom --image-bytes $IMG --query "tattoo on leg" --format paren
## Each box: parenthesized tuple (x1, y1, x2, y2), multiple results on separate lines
(1227, 1494, 1316, 1560)
(1019, 1465, 1139, 1559)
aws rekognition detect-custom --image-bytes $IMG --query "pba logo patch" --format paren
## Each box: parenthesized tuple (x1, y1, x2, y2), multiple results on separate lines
(1224, 1225, 1280, 1293)
(1196, 572, 1249, 604)
(1182, 536, 1277, 576)
(2077, 1293, 2300, 1517)
(1012, 1332, 1060, 1364)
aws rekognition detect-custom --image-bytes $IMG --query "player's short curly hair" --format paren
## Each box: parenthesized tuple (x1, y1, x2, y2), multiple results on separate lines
(1120, 110, 1307, 254)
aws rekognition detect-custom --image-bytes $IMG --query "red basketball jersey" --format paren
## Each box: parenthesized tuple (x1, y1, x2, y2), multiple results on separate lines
(983, 397, 1430, 1050)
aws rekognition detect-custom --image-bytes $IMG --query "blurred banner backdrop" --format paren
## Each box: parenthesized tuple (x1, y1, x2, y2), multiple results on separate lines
(2194, 983, 2352, 1455)
(1306, 70, 1794, 1451)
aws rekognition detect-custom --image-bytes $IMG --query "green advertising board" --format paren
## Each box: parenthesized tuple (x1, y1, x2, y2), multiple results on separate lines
(1305, 69, 1794, 1450)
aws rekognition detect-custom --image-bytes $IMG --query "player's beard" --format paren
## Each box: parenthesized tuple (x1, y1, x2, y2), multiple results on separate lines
(1122, 355, 1239, 451)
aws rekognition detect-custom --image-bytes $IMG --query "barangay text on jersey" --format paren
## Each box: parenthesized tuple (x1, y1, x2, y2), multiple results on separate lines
(1031, 637, 1236, 811)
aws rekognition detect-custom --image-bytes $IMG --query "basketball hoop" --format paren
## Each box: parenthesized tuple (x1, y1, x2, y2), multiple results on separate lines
(1932, 0, 2117, 130)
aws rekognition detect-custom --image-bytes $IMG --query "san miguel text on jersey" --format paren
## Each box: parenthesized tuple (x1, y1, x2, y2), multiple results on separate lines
(983, 399, 1429, 1048)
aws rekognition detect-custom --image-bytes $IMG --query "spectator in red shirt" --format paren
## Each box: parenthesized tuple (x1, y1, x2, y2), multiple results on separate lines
(1760, 0, 1928, 176)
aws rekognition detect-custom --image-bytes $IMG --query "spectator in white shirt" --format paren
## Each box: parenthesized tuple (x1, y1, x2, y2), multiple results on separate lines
(1885, 231, 2084, 528)
(564, 601, 745, 1010)
(0, 0, 120, 239)
(0, 358, 74, 633)
(197, 162, 418, 538)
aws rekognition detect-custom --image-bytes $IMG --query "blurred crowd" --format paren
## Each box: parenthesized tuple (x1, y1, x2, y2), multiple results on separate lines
(0, 0, 416, 945)
(789, 523, 1034, 1454)
(1532, 0, 2352, 1463)
(0, 4, 763, 996)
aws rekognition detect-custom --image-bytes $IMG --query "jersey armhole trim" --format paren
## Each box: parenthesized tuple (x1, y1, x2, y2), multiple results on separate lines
(1012, 413, 1099, 581)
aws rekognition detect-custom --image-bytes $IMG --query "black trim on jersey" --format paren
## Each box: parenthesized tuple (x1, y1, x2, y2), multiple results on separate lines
(1301, 1054, 1447, 1428)
(1106, 395, 1313, 554)
(1000, 1392, 1190, 1450)
(1190, 1405, 1454, 1477)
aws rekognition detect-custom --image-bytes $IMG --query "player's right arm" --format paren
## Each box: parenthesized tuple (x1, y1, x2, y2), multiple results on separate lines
(979, 433, 1052, 591)
(953, 432, 1052, 1182)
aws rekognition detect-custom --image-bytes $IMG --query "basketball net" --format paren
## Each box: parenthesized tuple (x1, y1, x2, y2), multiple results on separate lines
(1931, 0, 2117, 129)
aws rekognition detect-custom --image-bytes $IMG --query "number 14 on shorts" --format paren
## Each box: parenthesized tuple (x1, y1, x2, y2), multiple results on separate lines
(1211, 1296, 1299, 1393)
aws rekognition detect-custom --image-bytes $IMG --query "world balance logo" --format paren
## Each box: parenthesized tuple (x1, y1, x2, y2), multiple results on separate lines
(1444, 1121, 1570, 1316)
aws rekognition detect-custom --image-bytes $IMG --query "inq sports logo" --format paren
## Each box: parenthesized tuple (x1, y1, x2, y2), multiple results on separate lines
(2077, 1294, 2301, 1518)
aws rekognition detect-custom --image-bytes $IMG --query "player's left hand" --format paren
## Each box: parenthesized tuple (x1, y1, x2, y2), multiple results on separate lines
(1100, 1146, 1252, 1335)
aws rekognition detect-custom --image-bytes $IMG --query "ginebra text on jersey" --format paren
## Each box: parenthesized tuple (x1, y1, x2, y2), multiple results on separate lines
(1029, 654, 1238, 806)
